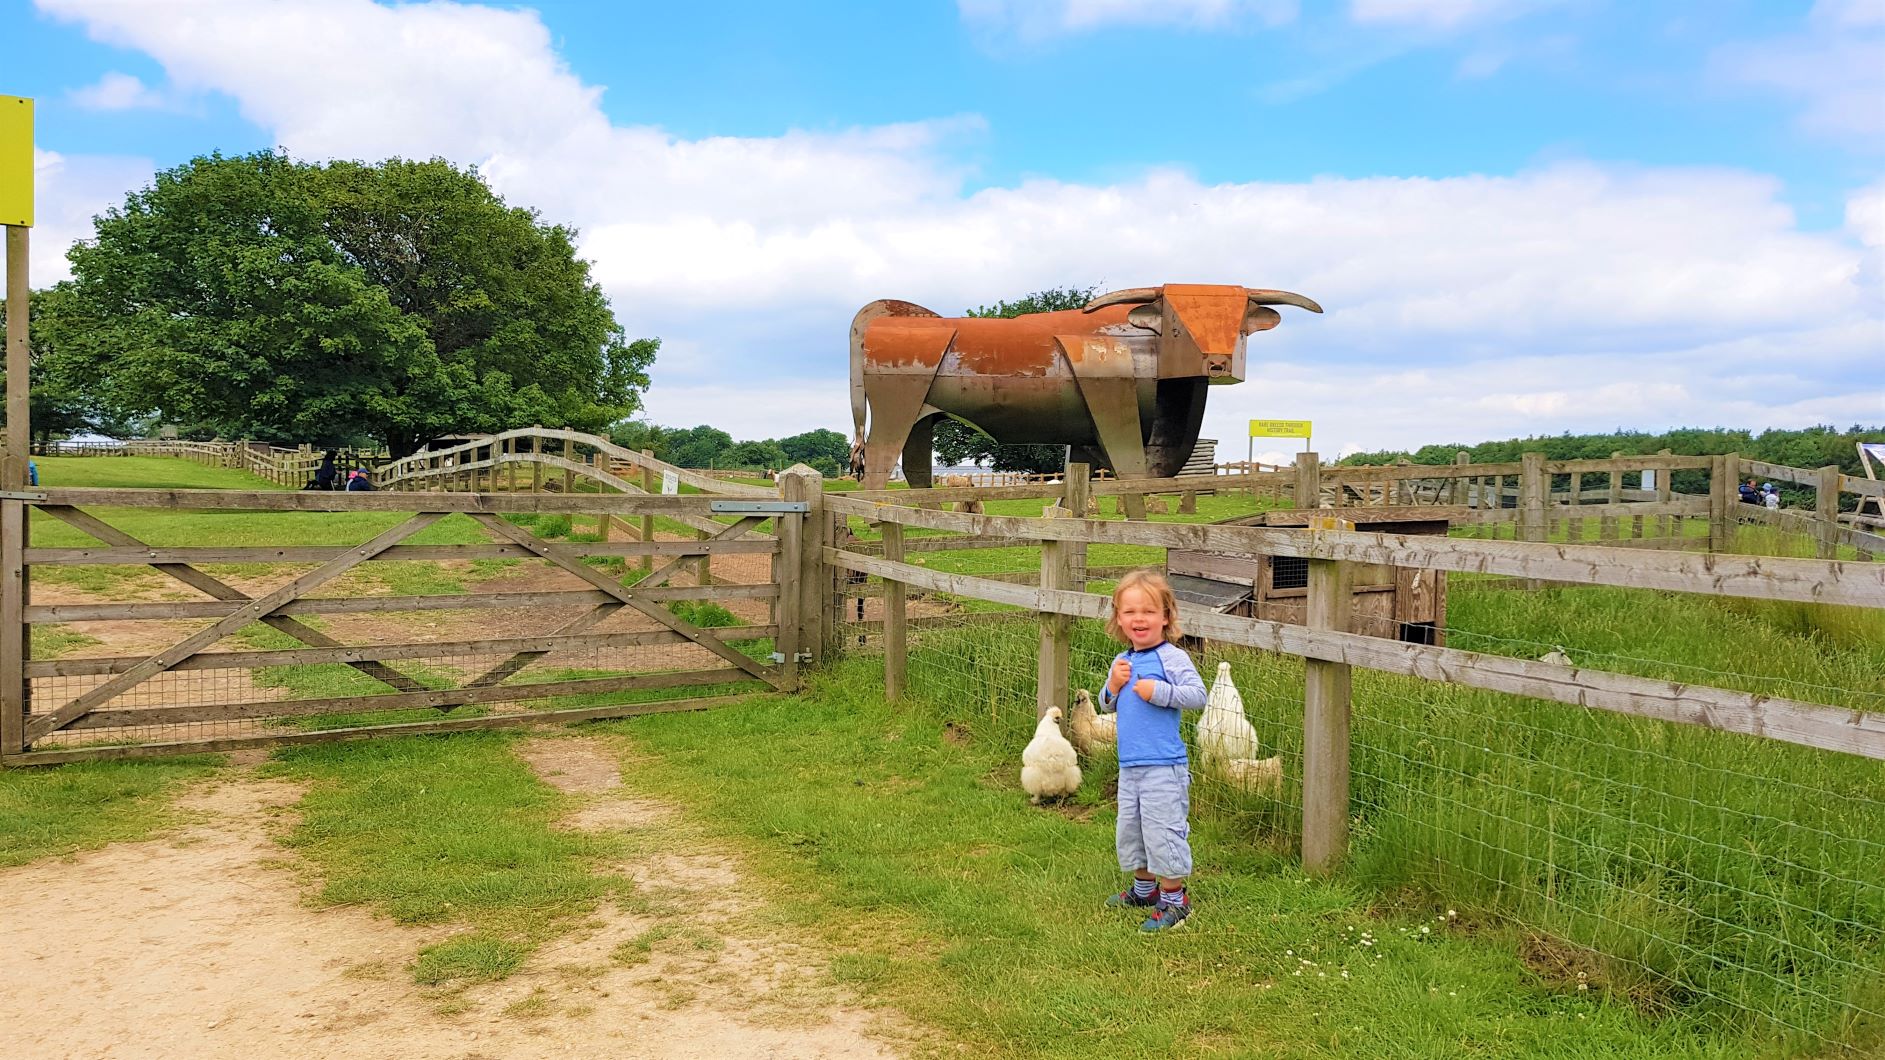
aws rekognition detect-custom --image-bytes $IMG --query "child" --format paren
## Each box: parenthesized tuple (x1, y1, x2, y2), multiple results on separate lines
(1098, 569, 1207, 931)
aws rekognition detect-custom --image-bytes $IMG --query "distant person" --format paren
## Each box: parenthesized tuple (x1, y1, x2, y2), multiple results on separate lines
(1739, 478, 1761, 505)
(1762, 483, 1781, 510)
(27, 460, 36, 487)
(306, 449, 339, 491)
(345, 468, 374, 491)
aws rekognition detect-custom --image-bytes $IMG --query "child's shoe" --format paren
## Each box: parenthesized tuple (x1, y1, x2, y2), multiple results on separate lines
(1105, 886, 1158, 909)
(1140, 895, 1191, 931)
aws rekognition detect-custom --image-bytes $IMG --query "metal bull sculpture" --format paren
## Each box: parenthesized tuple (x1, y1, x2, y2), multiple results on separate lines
(848, 283, 1322, 493)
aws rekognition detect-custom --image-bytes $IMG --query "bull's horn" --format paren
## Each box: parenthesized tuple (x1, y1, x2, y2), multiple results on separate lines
(1244, 288, 1324, 313)
(1082, 287, 1162, 312)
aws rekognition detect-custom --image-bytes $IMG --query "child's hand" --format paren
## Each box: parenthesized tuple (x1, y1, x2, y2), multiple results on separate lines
(1107, 659, 1132, 695)
(1133, 678, 1159, 701)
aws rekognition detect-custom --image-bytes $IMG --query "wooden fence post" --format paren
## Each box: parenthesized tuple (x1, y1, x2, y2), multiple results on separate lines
(1817, 464, 1842, 559)
(1654, 449, 1673, 540)
(1302, 515, 1354, 874)
(1294, 451, 1320, 511)
(1520, 452, 1547, 544)
(1710, 453, 1739, 553)
(1454, 451, 1470, 506)
(1, 498, 26, 757)
(1037, 504, 1073, 719)
(1604, 451, 1622, 541)
(882, 520, 906, 702)
(775, 469, 811, 691)
(1567, 472, 1583, 543)
(1064, 461, 1091, 590)
(640, 449, 656, 572)
(531, 428, 544, 493)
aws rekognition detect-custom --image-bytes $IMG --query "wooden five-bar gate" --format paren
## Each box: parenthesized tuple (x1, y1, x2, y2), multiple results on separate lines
(0, 473, 812, 765)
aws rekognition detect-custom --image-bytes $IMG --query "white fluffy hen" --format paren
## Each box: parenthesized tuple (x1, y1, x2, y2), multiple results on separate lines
(1197, 662, 1261, 770)
(1069, 689, 1116, 755)
(1021, 706, 1082, 803)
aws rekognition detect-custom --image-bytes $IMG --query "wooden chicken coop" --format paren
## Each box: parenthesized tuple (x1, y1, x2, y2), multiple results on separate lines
(1166, 511, 1449, 646)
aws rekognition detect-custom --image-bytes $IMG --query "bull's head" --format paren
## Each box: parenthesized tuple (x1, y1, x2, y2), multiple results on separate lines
(1083, 284, 1322, 384)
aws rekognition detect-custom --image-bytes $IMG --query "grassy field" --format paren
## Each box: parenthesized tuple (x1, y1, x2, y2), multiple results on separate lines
(4, 454, 1881, 1056)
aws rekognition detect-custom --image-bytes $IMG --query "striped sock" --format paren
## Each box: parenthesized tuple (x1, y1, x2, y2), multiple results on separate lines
(1158, 887, 1187, 908)
(1131, 878, 1157, 900)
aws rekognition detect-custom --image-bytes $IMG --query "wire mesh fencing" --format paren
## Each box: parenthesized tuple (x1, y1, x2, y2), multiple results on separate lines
(829, 558, 1885, 1053)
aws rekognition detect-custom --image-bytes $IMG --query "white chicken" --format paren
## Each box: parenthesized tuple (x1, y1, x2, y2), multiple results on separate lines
(1197, 662, 1261, 771)
(1068, 689, 1116, 756)
(1222, 756, 1285, 795)
(1021, 706, 1082, 803)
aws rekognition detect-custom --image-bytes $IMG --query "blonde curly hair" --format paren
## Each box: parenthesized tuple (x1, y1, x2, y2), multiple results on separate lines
(1106, 568, 1184, 644)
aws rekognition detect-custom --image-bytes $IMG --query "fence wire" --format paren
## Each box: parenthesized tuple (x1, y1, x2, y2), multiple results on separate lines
(829, 555, 1885, 1054)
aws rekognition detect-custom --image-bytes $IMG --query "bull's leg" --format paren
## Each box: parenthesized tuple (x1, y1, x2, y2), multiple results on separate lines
(901, 413, 943, 490)
(859, 378, 935, 490)
(1078, 379, 1151, 521)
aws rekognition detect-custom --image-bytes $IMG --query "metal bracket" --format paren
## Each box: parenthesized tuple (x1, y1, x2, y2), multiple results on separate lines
(769, 651, 814, 664)
(0, 490, 48, 501)
(710, 500, 809, 514)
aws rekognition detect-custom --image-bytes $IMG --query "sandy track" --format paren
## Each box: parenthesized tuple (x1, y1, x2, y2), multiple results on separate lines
(1, 747, 905, 1059)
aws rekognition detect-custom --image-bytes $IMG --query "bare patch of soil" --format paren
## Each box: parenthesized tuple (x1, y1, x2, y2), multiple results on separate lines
(0, 760, 908, 1059)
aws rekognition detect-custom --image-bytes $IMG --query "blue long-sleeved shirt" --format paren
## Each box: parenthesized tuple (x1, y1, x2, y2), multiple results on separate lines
(1098, 641, 1207, 767)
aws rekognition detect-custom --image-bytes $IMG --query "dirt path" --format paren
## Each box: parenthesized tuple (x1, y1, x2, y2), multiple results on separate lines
(0, 749, 906, 1059)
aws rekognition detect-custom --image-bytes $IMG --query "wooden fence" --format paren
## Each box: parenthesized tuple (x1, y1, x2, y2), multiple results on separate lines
(813, 461, 1885, 874)
(0, 460, 806, 764)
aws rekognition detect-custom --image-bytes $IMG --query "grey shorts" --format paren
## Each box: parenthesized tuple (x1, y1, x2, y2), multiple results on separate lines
(1117, 763, 1192, 879)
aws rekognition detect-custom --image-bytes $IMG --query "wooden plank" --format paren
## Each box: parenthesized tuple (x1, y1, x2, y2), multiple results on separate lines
(461, 515, 766, 690)
(24, 583, 777, 623)
(1817, 464, 1841, 560)
(0, 499, 24, 755)
(822, 498, 1885, 607)
(29, 626, 778, 677)
(775, 471, 809, 691)
(2, 692, 760, 767)
(32, 487, 730, 516)
(825, 549, 1885, 761)
(1037, 529, 1071, 718)
(845, 471, 1283, 506)
(1302, 552, 1352, 875)
(882, 521, 906, 701)
(469, 513, 785, 689)
(58, 667, 758, 731)
(24, 512, 449, 741)
(23, 540, 777, 565)
(1745, 459, 1885, 499)
(1547, 454, 1715, 474)
(1294, 452, 1320, 510)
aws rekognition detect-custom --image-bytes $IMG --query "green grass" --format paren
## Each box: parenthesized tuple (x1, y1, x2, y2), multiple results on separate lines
(263, 733, 633, 985)
(31, 455, 282, 491)
(31, 624, 102, 659)
(603, 669, 1750, 1059)
(0, 757, 222, 867)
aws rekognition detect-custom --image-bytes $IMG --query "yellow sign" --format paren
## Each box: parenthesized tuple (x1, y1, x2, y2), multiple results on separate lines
(1250, 419, 1312, 439)
(0, 95, 31, 227)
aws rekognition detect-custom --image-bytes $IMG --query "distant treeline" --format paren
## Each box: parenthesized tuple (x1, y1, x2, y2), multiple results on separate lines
(1340, 425, 1883, 505)
(609, 422, 851, 477)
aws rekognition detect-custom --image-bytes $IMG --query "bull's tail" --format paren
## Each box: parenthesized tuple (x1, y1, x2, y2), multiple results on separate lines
(848, 298, 939, 477)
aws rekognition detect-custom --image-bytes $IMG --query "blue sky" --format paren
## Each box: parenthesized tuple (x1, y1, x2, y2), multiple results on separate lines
(7, 0, 1882, 458)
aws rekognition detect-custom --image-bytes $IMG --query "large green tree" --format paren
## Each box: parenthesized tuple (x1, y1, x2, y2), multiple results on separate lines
(932, 285, 1096, 475)
(39, 151, 655, 456)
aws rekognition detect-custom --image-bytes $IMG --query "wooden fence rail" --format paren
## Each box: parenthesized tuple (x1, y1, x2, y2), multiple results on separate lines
(823, 480, 1885, 875)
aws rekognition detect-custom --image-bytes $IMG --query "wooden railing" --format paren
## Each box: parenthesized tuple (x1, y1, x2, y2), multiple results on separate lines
(816, 485, 1885, 874)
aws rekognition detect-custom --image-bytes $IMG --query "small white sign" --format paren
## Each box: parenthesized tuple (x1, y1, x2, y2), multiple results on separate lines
(661, 470, 679, 495)
(1640, 469, 1656, 490)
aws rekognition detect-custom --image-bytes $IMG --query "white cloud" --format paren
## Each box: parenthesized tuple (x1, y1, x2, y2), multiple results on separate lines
(29, 0, 1885, 457)
(1714, 0, 1885, 141)
(1347, 0, 1551, 30)
(67, 71, 167, 112)
(27, 148, 156, 287)
(958, 0, 1296, 35)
